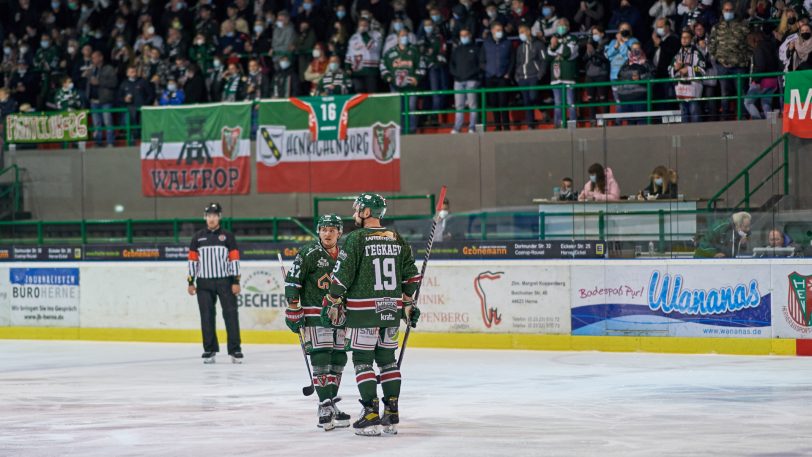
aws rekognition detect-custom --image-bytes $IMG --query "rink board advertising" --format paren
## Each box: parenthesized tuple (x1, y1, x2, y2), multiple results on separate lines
(0, 241, 605, 261)
(5, 110, 89, 143)
(571, 264, 772, 338)
(7, 268, 80, 326)
(256, 94, 401, 193)
(140, 103, 252, 197)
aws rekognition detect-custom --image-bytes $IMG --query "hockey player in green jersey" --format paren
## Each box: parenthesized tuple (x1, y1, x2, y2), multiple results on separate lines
(284, 214, 352, 431)
(322, 193, 422, 436)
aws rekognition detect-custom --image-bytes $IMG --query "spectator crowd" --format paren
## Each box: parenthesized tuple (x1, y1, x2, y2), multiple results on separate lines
(1, 0, 810, 141)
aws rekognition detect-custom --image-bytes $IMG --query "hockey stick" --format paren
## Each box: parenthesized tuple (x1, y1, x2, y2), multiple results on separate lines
(397, 185, 447, 369)
(278, 253, 315, 397)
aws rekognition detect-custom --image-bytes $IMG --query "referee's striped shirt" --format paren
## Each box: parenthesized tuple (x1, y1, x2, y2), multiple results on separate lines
(188, 228, 241, 281)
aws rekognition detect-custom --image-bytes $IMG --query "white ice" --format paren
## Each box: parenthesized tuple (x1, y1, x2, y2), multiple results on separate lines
(0, 340, 810, 457)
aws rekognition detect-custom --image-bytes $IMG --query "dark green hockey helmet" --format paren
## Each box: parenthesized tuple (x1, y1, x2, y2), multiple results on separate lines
(353, 193, 387, 219)
(317, 213, 343, 234)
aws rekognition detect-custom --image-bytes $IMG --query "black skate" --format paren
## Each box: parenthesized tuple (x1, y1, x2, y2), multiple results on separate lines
(230, 352, 243, 364)
(331, 397, 351, 428)
(381, 396, 399, 435)
(201, 352, 216, 364)
(352, 398, 381, 436)
(318, 399, 336, 431)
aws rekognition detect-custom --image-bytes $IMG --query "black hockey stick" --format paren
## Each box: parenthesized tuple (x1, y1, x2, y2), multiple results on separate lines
(278, 253, 315, 397)
(397, 185, 447, 369)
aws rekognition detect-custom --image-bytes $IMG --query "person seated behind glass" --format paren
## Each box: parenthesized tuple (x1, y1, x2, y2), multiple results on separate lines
(558, 177, 579, 201)
(695, 211, 751, 258)
(766, 227, 802, 256)
(578, 163, 621, 202)
(637, 166, 678, 200)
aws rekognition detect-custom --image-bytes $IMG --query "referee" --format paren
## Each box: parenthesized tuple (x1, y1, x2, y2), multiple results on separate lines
(187, 202, 243, 364)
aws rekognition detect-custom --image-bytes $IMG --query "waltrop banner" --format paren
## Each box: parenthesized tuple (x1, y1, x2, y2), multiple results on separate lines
(5, 110, 88, 143)
(783, 70, 812, 138)
(256, 94, 401, 193)
(571, 263, 771, 338)
(140, 103, 251, 197)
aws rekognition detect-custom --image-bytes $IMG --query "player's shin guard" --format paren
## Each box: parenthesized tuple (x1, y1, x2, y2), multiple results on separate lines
(330, 351, 348, 399)
(353, 351, 378, 402)
(311, 352, 332, 404)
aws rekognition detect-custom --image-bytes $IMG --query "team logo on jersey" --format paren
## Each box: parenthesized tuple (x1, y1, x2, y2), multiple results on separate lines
(787, 272, 812, 328)
(371, 122, 397, 163)
(317, 258, 330, 268)
(317, 273, 331, 290)
(221, 126, 242, 160)
(218, 234, 226, 242)
(375, 298, 399, 314)
(474, 271, 504, 328)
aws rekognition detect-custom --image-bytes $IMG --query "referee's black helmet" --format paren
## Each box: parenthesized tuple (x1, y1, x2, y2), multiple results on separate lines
(204, 202, 222, 214)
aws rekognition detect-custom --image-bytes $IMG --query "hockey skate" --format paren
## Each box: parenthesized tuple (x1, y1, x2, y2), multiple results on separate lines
(230, 352, 243, 364)
(318, 399, 336, 431)
(331, 397, 351, 428)
(353, 398, 381, 436)
(381, 396, 399, 435)
(201, 352, 216, 364)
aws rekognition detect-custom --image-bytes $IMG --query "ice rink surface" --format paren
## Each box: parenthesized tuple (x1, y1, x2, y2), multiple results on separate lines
(0, 340, 810, 457)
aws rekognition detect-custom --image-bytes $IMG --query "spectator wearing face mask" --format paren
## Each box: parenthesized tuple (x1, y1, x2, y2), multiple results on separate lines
(481, 4, 509, 40)
(615, 43, 653, 123)
(33, 33, 61, 109)
(606, 22, 638, 102)
(159, 78, 185, 105)
(695, 211, 752, 258)
(669, 30, 705, 123)
(450, 28, 482, 134)
(317, 55, 352, 96)
(110, 16, 134, 49)
(547, 18, 578, 127)
(482, 21, 514, 131)
(190, 34, 216, 73)
(709, 1, 752, 119)
(133, 23, 164, 55)
(776, 7, 801, 46)
(295, 20, 317, 93)
(515, 24, 547, 129)
(557, 177, 578, 201)
(47, 75, 83, 110)
(384, 18, 416, 54)
(574, 0, 605, 32)
(221, 62, 246, 101)
(271, 11, 297, 64)
(637, 166, 678, 200)
(608, 0, 643, 38)
(578, 163, 621, 202)
(381, 29, 425, 133)
(345, 18, 382, 94)
(206, 56, 226, 102)
(272, 56, 299, 98)
(783, 22, 812, 71)
(531, 1, 560, 39)
(744, 30, 780, 119)
(420, 19, 449, 125)
(583, 25, 610, 120)
(195, 5, 219, 46)
(647, 17, 680, 110)
(303, 44, 329, 95)
(249, 20, 273, 57)
(117, 66, 153, 139)
(648, 0, 677, 27)
(297, 0, 325, 41)
(506, 0, 533, 36)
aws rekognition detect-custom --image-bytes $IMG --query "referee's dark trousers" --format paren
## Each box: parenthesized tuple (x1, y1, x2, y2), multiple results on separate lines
(197, 278, 241, 354)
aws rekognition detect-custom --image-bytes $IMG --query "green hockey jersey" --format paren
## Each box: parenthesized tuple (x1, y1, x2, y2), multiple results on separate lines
(380, 44, 425, 91)
(285, 241, 339, 326)
(329, 226, 421, 328)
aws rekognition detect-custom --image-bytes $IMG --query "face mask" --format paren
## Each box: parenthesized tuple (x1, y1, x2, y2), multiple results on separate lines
(542, 7, 552, 17)
(431, 14, 441, 23)
(20, 47, 29, 54)
(518, 33, 527, 42)
(167, 83, 177, 91)
(788, 17, 798, 25)
(3, 47, 10, 55)
(393, 22, 403, 32)
(116, 22, 125, 30)
(738, 230, 749, 238)
(361, 14, 370, 20)
(195, 39, 204, 46)
(280, 60, 290, 69)
(453, 13, 461, 19)
(52, 1, 60, 8)
(424, 25, 433, 34)
(802, 32, 812, 40)
(438, 210, 449, 219)
(336, 10, 346, 19)
(46, 16, 56, 24)
(254, 25, 263, 34)
(399, 35, 409, 46)
(276, 20, 284, 28)
(486, 10, 496, 19)
(94, 31, 103, 39)
(147, 26, 155, 35)
(65, 83, 74, 90)
(514, 7, 522, 14)
(312, 49, 322, 58)
(494, 30, 503, 40)
(656, 27, 665, 37)
(701, 0, 713, 5)
(359, 26, 369, 33)
(303, 2, 312, 11)
(328, 62, 338, 72)
(723, 12, 734, 21)
(654, 178, 663, 186)
(213, 60, 221, 68)
(128, 76, 136, 81)
(68, 1, 77, 10)
(621, 30, 631, 38)
(556, 25, 567, 35)
(461, 36, 471, 45)
(589, 175, 597, 183)
(592, 34, 601, 43)
(41, 40, 50, 49)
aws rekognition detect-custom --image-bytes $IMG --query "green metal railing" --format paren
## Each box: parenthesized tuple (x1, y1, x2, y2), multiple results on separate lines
(312, 194, 436, 227)
(0, 164, 22, 218)
(0, 216, 315, 244)
(707, 133, 790, 211)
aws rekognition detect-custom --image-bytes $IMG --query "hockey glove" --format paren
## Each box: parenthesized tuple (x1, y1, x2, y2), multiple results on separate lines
(403, 299, 420, 328)
(321, 295, 346, 327)
(285, 305, 304, 333)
